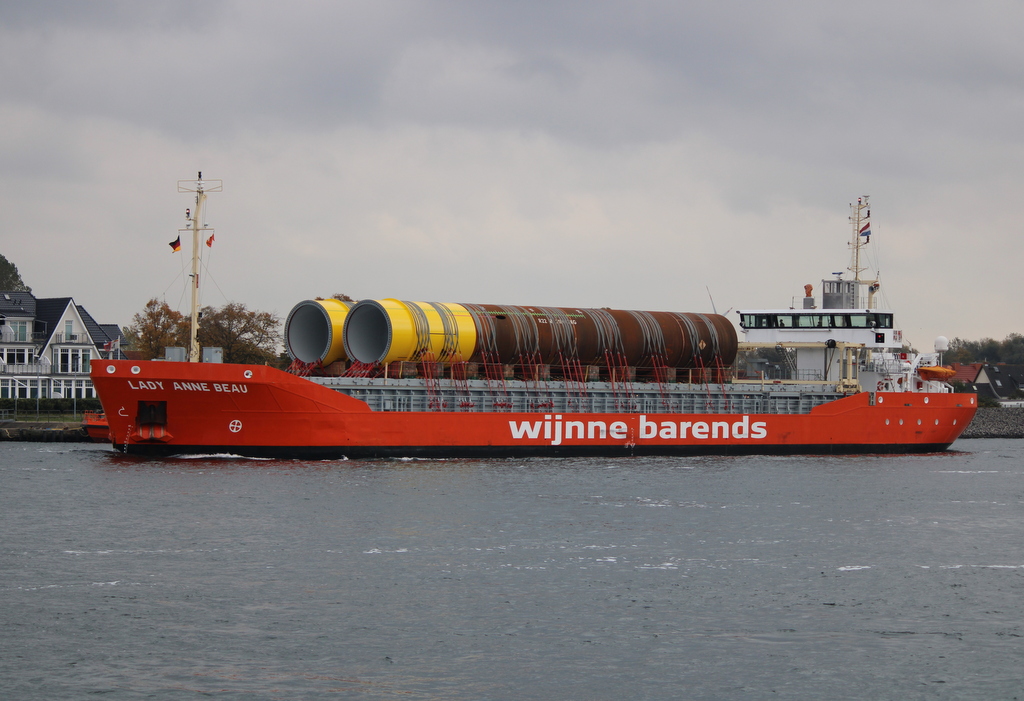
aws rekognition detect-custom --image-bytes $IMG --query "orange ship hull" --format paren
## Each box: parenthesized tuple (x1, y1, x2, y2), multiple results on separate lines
(81, 411, 111, 443)
(90, 360, 977, 459)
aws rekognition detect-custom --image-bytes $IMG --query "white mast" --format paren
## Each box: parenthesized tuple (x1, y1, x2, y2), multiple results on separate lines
(848, 196, 878, 308)
(177, 172, 222, 362)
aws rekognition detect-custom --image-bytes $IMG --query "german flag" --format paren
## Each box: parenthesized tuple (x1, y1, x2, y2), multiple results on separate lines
(169, 236, 181, 252)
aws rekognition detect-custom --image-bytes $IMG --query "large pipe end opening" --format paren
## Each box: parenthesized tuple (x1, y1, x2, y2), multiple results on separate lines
(343, 300, 393, 364)
(285, 300, 333, 363)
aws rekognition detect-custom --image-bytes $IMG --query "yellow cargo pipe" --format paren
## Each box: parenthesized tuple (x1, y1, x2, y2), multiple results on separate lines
(343, 299, 477, 365)
(284, 298, 352, 365)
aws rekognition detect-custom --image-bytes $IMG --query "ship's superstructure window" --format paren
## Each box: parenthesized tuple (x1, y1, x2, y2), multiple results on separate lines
(740, 312, 893, 330)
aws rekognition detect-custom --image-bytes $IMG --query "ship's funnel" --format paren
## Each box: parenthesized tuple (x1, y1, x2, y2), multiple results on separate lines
(285, 298, 353, 365)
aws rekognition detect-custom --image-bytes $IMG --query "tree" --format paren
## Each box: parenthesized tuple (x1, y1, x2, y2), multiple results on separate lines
(197, 302, 280, 364)
(1002, 333, 1024, 365)
(119, 326, 137, 352)
(125, 299, 280, 363)
(0, 253, 31, 292)
(124, 299, 189, 360)
(945, 337, 977, 364)
(945, 333, 1024, 365)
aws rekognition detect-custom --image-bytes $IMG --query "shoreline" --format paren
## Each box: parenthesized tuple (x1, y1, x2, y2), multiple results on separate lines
(959, 407, 1024, 439)
(0, 422, 90, 442)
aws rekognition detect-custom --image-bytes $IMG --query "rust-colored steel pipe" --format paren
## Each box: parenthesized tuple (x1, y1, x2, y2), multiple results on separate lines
(318, 299, 737, 370)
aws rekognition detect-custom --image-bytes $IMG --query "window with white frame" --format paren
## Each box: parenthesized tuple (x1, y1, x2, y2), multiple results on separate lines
(55, 348, 92, 373)
(8, 321, 28, 342)
(0, 378, 37, 398)
(2, 348, 29, 365)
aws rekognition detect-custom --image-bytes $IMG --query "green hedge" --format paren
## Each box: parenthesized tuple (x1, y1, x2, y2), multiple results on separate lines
(0, 398, 103, 413)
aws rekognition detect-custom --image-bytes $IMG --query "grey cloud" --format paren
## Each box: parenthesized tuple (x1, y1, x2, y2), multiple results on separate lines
(0, 0, 228, 30)
(4, 0, 1023, 163)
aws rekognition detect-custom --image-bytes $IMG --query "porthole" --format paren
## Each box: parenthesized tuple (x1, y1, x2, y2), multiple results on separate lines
(878, 396, 884, 404)
(917, 419, 922, 425)
(953, 419, 958, 425)
(243, 370, 253, 379)
(899, 419, 904, 426)
(885, 419, 890, 425)
(131, 366, 141, 374)
(924, 397, 929, 404)
(970, 397, 975, 405)
(934, 419, 939, 425)
(106, 365, 116, 374)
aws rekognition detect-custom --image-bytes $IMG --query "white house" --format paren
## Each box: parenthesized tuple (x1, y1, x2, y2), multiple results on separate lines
(0, 290, 125, 400)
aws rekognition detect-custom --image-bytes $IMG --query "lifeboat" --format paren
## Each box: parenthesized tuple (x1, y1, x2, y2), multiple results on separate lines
(917, 366, 957, 382)
(81, 411, 111, 443)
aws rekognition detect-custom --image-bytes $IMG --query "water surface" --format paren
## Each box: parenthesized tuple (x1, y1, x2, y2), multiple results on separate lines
(2, 440, 1022, 699)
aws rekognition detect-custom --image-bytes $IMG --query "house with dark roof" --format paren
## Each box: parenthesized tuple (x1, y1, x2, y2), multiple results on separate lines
(961, 363, 1024, 404)
(1, 290, 125, 399)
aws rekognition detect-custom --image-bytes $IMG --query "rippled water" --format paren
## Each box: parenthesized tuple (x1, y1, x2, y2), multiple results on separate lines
(2, 439, 1023, 699)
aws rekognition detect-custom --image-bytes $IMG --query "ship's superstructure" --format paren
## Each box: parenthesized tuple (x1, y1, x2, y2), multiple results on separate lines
(736, 196, 952, 396)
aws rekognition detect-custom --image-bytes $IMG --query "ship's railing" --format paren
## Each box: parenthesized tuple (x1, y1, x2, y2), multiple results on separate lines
(794, 369, 824, 382)
(312, 376, 845, 415)
(868, 357, 905, 375)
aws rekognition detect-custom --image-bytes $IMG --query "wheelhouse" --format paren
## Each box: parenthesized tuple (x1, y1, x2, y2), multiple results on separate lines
(739, 311, 893, 330)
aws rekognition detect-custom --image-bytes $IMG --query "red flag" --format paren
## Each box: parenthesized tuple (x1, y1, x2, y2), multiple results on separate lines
(169, 236, 181, 252)
(206, 232, 215, 248)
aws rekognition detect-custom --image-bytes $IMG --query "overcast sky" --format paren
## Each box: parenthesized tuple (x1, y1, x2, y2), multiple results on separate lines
(1, 1, 1021, 350)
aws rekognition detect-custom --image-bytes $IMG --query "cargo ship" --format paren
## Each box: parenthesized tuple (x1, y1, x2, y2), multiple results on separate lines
(91, 186, 976, 458)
